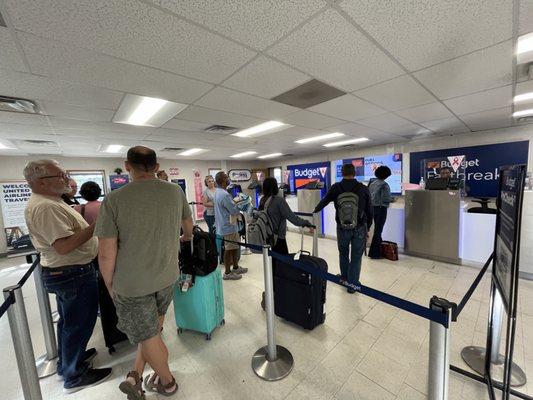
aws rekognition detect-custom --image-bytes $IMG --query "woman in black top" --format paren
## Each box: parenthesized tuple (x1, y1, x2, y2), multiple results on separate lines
(258, 177, 313, 255)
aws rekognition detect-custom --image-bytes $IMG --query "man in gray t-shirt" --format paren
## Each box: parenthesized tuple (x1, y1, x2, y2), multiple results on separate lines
(96, 146, 192, 398)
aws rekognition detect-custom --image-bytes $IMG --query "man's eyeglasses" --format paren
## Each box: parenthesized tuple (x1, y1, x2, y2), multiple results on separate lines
(39, 173, 70, 180)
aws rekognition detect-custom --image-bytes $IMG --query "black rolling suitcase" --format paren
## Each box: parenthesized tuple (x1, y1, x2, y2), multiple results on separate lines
(272, 233, 327, 330)
(96, 271, 128, 353)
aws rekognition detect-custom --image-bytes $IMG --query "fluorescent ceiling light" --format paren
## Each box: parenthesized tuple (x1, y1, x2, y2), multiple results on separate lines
(258, 152, 282, 159)
(232, 121, 287, 138)
(113, 94, 188, 127)
(513, 109, 533, 118)
(0, 140, 14, 149)
(103, 144, 125, 153)
(513, 92, 533, 103)
(295, 132, 345, 144)
(178, 148, 205, 156)
(323, 137, 369, 147)
(517, 33, 533, 54)
(230, 151, 257, 158)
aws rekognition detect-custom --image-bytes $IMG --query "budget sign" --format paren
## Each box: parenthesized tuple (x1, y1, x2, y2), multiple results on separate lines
(287, 161, 331, 192)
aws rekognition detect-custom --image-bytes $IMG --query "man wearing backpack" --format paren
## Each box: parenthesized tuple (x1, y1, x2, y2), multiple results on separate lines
(313, 163, 373, 293)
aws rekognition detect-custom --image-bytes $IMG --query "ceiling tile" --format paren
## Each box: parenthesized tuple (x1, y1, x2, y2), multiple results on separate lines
(40, 101, 114, 122)
(222, 56, 311, 99)
(357, 113, 413, 131)
(443, 85, 512, 116)
(19, 33, 213, 104)
(280, 110, 345, 129)
(419, 116, 470, 133)
(162, 119, 210, 132)
(0, 27, 27, 72)
(414, 41, 513, 100)
(195, 87, 298, 120)
(327, 122, 384, 137)
(308, 95, 385, 122)
(0, 122, 54, 135)
(5, 0, 255, 83)
(397, 102, 456, 123)
(268, 9, 403, 92)
(354, 75, 435, 111)
(155, 0, 326, 50)
(49, 118, 156, 137)
(391, 123, 432, 136)
(460, 106, 513, 131)
(0, 111, 50, 126)
(0, 69, 123, 109)
(176, 105, 264, 129)
(520, 0, 533, 35)
(340, 0, 512, 71)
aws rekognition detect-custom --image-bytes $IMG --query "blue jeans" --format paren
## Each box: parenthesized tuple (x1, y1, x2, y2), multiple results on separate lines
(203, 210, 216, 235)
(336, 225, 367, 285)
(41, 263, 98, 388)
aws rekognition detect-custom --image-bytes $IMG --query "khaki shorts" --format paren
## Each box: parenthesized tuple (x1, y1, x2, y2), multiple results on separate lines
(223, 232, 241, 251)
(114, 284, 174, 345)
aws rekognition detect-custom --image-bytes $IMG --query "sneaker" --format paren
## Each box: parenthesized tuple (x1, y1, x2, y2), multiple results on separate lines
(57, 348, 98, 378)
(232, 267, 248, 274)
(63, 367, 113, 394)
(347, 288, 356, 294)
(223, 272, 242, 280)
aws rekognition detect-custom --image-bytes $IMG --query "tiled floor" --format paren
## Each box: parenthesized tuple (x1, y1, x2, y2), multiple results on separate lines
(0, 230, 532, 400)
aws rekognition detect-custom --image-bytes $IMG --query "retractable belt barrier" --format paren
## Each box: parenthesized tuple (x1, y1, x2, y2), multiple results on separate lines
(221, 238, 449, 328)
(294, 211, 314, 217)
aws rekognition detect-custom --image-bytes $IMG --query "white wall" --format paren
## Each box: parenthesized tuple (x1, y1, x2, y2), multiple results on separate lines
(0, 155, 258, 255)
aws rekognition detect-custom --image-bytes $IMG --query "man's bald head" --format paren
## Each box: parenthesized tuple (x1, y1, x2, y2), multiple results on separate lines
(126, 146, 157, 172)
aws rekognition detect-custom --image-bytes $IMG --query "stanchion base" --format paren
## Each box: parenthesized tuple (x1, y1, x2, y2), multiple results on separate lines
(252, 345, 293, 381)
(461, 346, 527, 387)
(52, 311, 59, 324)
(36, 355, 58, 379)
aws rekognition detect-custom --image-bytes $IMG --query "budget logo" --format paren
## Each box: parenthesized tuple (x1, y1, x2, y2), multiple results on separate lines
(319, 167, 327, 177)
(447, 155, 465, 172)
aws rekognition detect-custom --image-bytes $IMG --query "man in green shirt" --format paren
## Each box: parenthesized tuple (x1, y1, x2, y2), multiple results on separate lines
(96, 146, 193, 399)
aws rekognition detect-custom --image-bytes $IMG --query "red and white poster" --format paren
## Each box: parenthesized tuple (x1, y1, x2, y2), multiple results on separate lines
(193, 169, 204, 220)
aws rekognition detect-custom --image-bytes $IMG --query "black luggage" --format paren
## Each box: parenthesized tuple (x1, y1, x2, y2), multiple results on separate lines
(272, 232, 327, 330)
(96, 271, 128, 353)
(180, 226, 218, 277)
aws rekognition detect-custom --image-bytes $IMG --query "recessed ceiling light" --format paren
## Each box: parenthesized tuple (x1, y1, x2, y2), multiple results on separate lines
(323, 137, 369, 147)
(513, 109, 533, 118)
(232, 121, 287, 138)
(513, 92, 533, 103)
(230, 151, 257, 158)
(113, 94, 188, 127)
(258, 152, 282, 159)
(295, 132, 345, 144)
(178, 148, 205, 156)
(103, 144, 125, 153)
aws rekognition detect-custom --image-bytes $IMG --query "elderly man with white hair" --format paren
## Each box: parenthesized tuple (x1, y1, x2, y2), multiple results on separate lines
(23, 160, 112, 394)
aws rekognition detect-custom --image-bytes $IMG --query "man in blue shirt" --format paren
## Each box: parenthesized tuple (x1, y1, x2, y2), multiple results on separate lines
(214, 171, 248, 280)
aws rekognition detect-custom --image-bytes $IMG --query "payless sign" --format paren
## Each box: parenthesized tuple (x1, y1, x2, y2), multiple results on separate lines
(410, 141, 529, 197)
(287, 161, 331, 192)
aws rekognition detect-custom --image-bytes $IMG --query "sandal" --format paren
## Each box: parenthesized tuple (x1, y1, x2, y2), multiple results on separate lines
(144, 373, 178, 397)
(119, 371, 145, 400)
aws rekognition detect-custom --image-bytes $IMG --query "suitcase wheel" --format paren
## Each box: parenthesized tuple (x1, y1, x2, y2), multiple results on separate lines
(177, 327, 183, 335)
(220, 319, 225, 326)
(108, 346, 115, 355)
(205, 333, 211, 341)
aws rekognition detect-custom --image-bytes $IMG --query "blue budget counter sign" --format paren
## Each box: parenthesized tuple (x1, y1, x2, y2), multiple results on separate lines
(287, 161, 331, 193)
(410, 141, 529, 197)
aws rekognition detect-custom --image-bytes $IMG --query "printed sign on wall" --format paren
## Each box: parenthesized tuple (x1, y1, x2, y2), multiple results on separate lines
(287, 161, 331, 193)
(228, 169, 252, 182)
(0, 182, 34, 255)
(410, 141, 529, 197)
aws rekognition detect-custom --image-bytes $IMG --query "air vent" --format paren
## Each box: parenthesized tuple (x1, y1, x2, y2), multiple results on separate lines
(161, 147, 184, 152)
(0, 96, 42, 114)
(17, 140, 58, 147)
(204, 125, 239, 134)
(271, 79, 346, 109)
(516, 116, 533, 123)
(0, 11, 6, 28)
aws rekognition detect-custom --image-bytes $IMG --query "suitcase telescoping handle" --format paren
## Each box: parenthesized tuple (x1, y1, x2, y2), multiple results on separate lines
(298, 225, 317, 257)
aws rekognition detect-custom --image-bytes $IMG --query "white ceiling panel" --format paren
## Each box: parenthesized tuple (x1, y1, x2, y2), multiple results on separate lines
(327, 122, 385, 138)
(54, 129, 148, 141)
(392, 123, 432, 136)
(5, 0, 255, 83)
(353, 75, 435, 111)
(419, 116, 470, 133)
(39, 101, 114, 122)
(414, 41, 513, 100)
(280, 110, 345, 130)
(222, 56, 311, 99)
(0, 27, 27, 72)
(176, 106, 264, 129)
(155, 0, 326, 50)
(0, 122, 54, 136)
(357, 113, 413, 131)
(19, 33, 213, 104)
(49, 118, 156, 136)
(308, 95, 385, 122)
(0, 69, 123, 109)
(340, 0, 512, 71)
(0, 111, 50, 126)
(268, 9, 403, 92)
(460, 107, 514, 131)
(195, 87, 298, 120)
(443, 85, 512, 116)
(397, 102, 457, 123)
(162, 119, 210, 132)
(520, 0, 533, 35)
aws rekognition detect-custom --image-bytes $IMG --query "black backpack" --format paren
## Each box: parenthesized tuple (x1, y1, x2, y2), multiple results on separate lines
(179, 226, 218, 276)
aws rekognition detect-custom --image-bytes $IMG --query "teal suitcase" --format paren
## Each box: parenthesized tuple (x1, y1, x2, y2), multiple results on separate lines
(173, 269, 225, 340)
